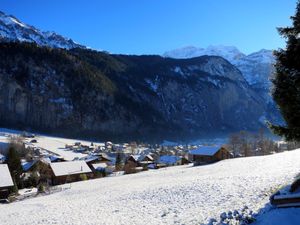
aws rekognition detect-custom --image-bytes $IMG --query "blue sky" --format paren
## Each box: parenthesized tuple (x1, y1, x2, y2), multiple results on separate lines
(1, 0, 297, 55)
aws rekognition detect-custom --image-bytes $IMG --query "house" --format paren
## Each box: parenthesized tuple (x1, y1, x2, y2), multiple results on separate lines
(0, 164, 14, 200)
(140, 154, 154, 163)
(49, 161, 92, 185)
(20, 159, 52, 187)
(277, 140, 288, 150)
(189, 145, 230, 165)
(125, 155, 140, 167)
(22, 132, 35, 138)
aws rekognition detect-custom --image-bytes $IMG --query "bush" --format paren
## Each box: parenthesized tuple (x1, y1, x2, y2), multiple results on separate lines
(38, 183, 46, 193)
(95, 169, 106, 178)
(79, 174, 88, 181)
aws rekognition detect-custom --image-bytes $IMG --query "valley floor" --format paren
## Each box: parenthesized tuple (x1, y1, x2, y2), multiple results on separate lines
(1, 150, 300, 225)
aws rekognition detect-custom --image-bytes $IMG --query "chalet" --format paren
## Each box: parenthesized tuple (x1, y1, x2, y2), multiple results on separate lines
(277, 140, 288, 150)
(0, 164, 14, 200)
(140, 154, 154, 163)
(189, 145, 230, 165)
(50, 161, 92, 185)
(20, 159, 52, 187)
(126, 155, 140, 167)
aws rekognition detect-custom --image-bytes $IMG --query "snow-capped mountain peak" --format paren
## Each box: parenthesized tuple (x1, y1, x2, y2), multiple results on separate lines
(0, 10, 85, 49)
(164, 45, 275, 88)
(0, 12, 28, 28)
(164, 45, 245, 62)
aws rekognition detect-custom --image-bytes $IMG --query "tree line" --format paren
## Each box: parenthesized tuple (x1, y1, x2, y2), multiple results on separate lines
(226, 129, 300, 157)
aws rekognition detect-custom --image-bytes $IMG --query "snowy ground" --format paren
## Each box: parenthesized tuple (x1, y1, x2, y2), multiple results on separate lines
(1, 149, 300, 225)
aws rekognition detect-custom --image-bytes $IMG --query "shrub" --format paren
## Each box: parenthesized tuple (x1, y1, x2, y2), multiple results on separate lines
(38, 183, 46, 193)
(79, 174, 88, 181)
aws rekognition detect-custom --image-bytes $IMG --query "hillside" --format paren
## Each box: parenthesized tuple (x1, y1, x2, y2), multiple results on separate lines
(1, 149, 300, 225)
(0, 11, 282, 141)
(0, 42, 282, 141)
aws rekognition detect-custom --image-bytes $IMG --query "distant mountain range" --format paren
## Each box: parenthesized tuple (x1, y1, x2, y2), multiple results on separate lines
(0, 11, 282, 141)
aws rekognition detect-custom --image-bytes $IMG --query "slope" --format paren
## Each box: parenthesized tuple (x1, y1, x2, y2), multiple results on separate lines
(1, 149, 300, 225)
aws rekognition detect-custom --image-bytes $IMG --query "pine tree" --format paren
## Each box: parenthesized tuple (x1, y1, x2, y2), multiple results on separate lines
(269, 1, 300, 141)
(7, 146, 23, 188)
(115, 152, 123, 171)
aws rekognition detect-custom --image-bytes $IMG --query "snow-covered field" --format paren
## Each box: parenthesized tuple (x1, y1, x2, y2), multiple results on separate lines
(0, 128, 106, 160)
(1, 149, 300, 225)
(29, 135, 90, 160)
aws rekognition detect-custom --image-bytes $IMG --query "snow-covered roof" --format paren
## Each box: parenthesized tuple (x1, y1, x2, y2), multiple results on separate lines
(40, 157, 51, 164)
(128, 155, 141, 162)
(50, 161, 92, 177)
(100, 153, 112, 161)
(158, 155, 181, 165)
(129, 154, 153, 162)
(189, 146, 222, 156)
(0, 164, 14, 188)
(143, 154, 154, 161)
(82, 155, 99, 163)
(49, 155, 64, 162)
(92, 163, 107, 171)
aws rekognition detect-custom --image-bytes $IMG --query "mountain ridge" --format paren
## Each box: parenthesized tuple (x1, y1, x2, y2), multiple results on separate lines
(163, 45, 275, 86)
(0, 11, 85, 49)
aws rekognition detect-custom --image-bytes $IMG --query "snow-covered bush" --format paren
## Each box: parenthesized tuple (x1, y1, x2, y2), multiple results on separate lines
(207, 206, 256, 225)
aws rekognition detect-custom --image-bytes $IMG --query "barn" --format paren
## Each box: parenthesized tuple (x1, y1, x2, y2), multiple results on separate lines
(189, 146, 230, 165)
